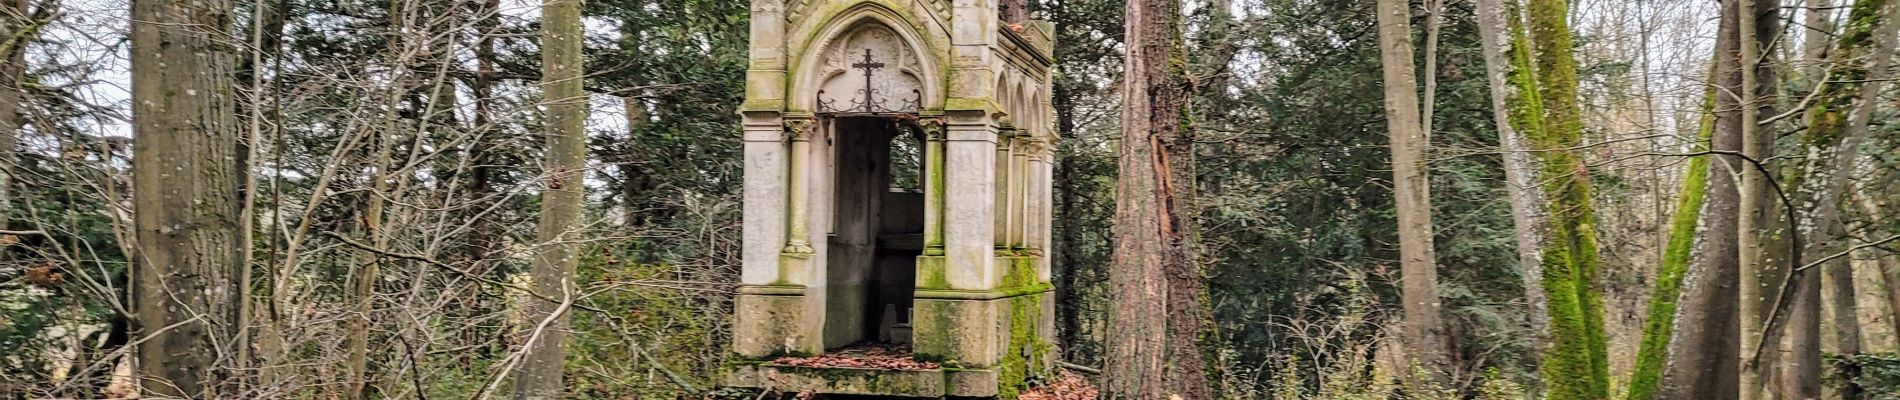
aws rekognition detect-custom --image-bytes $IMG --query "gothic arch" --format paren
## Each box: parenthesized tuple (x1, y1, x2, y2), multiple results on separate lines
(787, 5, 944, 113)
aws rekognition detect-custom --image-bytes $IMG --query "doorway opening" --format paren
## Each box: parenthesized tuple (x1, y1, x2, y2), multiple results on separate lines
(823, 116, 925, 350)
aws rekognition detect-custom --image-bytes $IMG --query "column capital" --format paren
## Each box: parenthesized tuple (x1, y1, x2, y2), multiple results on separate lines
(784, 117, 817, 142)
(1019, 136, 1052, 159)
(919, 116, 947, 141)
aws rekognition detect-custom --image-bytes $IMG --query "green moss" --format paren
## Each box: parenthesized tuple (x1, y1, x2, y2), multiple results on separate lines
(1518, 0, 1610, 397)
(1791, 0, 1887, 191)
(1625, 70, 1717, 400)
(1001, 256, 1039, 288)
(916, 255, 949, 289)
(925, 139, 946, 254)
(944, 97, 1000, 112)
(997, 293, 1049, 399)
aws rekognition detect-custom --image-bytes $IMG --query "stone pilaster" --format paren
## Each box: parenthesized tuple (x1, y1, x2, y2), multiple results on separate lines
(920, 117, 948, 255)
(992, 119, 1014, 251)
(782, 117, 818, 257)
(1008, 132, 1030, 249)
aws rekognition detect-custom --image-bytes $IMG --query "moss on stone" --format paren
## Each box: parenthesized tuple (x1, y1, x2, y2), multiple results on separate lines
(945, 97, 1000, 112)
(997, 293, 1049, 399)
(1001, 256, 1039, 288)
(917, 256, 949, 289)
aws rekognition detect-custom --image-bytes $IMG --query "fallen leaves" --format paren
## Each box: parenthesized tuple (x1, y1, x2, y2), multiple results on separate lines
(768, 342, 940, 370)
(25, 263, 64, 287)
(1019, 370, 1099, 400)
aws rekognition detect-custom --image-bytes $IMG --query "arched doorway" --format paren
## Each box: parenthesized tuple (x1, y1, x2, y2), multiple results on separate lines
(820, 116, 924, 348)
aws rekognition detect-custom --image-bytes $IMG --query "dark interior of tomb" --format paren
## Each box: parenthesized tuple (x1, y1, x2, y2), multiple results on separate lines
(824, 116, 925, 350)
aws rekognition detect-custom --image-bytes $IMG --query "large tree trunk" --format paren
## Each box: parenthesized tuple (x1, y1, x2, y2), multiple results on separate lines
(1104, 0, 1207, 395)
(129, 0, 243, 394)
(511, 0, 586, 396)
(1787, 1, 1899, 397)
(1523, 0, 1611, 396)
(1649, 7, 1744, 398)
(1474, 0, 1548, 362)
(1373, 0, 1450, 389)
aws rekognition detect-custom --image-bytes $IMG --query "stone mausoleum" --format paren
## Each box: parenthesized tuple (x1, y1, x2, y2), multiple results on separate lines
(723, 0, 1057, 396)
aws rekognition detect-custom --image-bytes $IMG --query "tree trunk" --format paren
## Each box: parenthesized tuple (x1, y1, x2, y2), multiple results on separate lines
(1373, 0, 1450, 389)
(1474, 0, 1549, 362)
(1105, 0, 1207, 395)
(1734, 0, 1783, 396)
(130, 0, 242, 394)
(1052, 62, 1083, 363)
(1523, 0, 1611, 396)
(511, 0, 586, 396)
(0, 0, 29, 233)
(620, 95, 651, 227)
(1651, 8, 1745, 398)
(1821, 216, 1862, 399)
(1788, 1, 1898, 397)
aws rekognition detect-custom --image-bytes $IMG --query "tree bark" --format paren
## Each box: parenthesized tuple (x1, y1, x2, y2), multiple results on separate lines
(1733, 0, 1783, 396)
(0, 0, 29, 233)
(130, 0, 243, 394)
(1105, 0, 1208, 395)
(1373, 0, 1451, 389)
(1788, 1, 1898, 397)
(1474, 0, 1549, 361)
(618, 95, 654, 228)
(1523, 0, 1611, 396)
(511, 0, 586, 396)
(1052, 59, 1083, 363)
(1650, 9, 1744, 398)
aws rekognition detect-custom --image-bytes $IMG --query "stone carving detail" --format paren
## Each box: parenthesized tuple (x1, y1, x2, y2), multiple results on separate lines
(1019, 136, 1051, 158)
(784, 0, 811, 26)
(926, 0, 951, 25)
(785, 118, 816, 142)
(815, 24, 925, 114)
(919, 117, 945, 141)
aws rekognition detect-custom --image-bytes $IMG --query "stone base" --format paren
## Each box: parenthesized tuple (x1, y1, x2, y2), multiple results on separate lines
(724, 364, 1005, 398)
(733, 289, 821, 357)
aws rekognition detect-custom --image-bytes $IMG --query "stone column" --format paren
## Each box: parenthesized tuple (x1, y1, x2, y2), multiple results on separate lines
(1023, 136, 1052, 281)
(992, 123, 1013, 251)
(740, 113, 788, 286)
(943, 117, 998, 288)
(743, 0, 786, 104)
(921, 117, 947, 255)
(782, 117, 817, 256)
(1009, 133, 1030, 249)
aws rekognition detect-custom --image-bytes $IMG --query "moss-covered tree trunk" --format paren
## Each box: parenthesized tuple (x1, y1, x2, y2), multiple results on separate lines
(513, 0, 586, 396)
(1778, 0, 1898, 397)
(1374, 0, 1451, 388)
(1105, 0, 1208, 394)
(1625, 60, 1723, 399)
(1475, 0, 1549, 362)
(1522, 0, 1610, 397)
(1647, 12, 1748, 392)
(130, 0, 243, 394)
